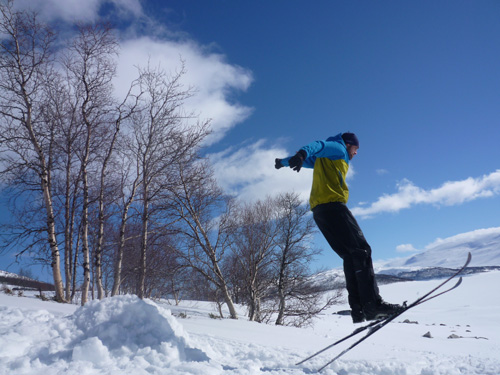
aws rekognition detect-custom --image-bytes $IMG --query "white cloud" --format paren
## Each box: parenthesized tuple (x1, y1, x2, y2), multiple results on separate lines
(346, 163, 356, 181)
(15, 0, 102, 23)
(115, 37, 253, 145)
(396, 244, 418, 253)
(208, 140, 313, 203)
(12, 1, 253, 145)
(351, 170, 500, 219)
(14, 0, 143, 23)
(109, 0, 143, 18)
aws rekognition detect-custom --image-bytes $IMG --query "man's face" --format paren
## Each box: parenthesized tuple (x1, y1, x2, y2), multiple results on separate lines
(346, 144, 359, 160)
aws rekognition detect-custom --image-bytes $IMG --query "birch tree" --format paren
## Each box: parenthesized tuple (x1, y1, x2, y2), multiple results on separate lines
(40, 67, 83, 302)
(92, 67, 140, 300)
(273, 192, 335, 327)
(110, 152, 140, 296)
(63, 23, 122, 304)
(129, 62, 209, 299)
(231, 198, 278, 321)
(0, 1, 66, 301)
(170, 160, 239, 319)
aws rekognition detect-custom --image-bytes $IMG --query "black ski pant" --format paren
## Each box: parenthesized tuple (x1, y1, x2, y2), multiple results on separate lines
(312, 202, 382, 312)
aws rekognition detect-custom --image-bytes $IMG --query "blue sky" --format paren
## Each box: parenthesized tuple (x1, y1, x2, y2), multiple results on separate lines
(198, 0, 500, 269)
(2, 0, 500, 276)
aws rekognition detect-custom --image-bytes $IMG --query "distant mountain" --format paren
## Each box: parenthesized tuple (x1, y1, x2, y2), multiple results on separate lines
(378, 227, 500, 271)
(312, 227, 500, 288)
(385, 265, 500, 281)
(0, 270, 19, 278)
(0, 270, 55, 291)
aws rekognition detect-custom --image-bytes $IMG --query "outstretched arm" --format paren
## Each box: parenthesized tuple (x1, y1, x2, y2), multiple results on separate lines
(275, 136, 346, 172)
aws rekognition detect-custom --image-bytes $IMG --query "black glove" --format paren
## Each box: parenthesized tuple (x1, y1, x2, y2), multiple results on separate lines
(288, 150, 307, 172)
(275, 158, 284, 169)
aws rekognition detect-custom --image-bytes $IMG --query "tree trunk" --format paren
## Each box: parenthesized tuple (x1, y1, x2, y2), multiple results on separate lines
(111, 193, 134, 296)
(42, 173, 66, 303)
(275, 244, 289, 325)
(28, 108, 66, 303)
(212, 251, 238, 319)
(80, 167, 91, 305)
(64, 171, 72, 301)
(79, 112, 92, 305)
(95, 119, 122, 299)
(94, 188, 105, 300)
(138, 183, 149, 299)
(63, 152, 80, 302)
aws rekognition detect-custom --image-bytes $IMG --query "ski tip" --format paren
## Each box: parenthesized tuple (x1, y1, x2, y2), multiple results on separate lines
(465, 252, 472, 267)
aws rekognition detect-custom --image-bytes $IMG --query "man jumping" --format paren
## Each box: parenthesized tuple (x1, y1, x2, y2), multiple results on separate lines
(275, 132, 403, 323)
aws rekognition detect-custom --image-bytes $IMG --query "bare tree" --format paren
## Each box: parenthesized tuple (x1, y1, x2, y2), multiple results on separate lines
(170, 160, 239, 319)
(62, 23, 120, 304)
(112, 219, 142, 295)
(0, 1, 66, 301)
(128, 61, 209, 299)
(39, 60, 84, 302)
(272, 192, 336, 327)
(227, 192, 336, 326)
(110, 152, 140, 296)
(230, 198, 278, 321)
(92, 73, 140, 300)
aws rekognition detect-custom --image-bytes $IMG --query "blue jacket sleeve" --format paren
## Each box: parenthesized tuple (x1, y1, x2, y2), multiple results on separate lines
(281, 135, 347, 169)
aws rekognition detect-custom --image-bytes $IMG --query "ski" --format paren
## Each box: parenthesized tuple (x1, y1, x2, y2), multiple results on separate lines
(316, 276, 465, 372)
(296, 280, 459, 368)
(295, 317, 382, 366)
(296, 252, 471, 372)
(415, 276, 463, 305)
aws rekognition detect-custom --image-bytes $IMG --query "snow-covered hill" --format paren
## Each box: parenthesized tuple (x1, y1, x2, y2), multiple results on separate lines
(314, 227, 500, 286)
(378, 226, 500, 271)
(0, 270, 19, 278)
(0, 270, 55, 292)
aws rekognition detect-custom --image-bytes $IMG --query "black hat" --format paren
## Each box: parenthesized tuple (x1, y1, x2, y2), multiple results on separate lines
(342, 132, 359, 147)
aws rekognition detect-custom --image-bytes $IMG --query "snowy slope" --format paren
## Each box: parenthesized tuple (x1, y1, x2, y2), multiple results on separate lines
(378, 226, 500, 270)
(1, 270, 499, 375)
(0, 270, 21, 278)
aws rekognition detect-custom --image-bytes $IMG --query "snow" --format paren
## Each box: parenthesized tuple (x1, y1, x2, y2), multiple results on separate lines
(377, 227, 500, 269)
(1, 271, 500, 375)
(0, 270, 19, 278)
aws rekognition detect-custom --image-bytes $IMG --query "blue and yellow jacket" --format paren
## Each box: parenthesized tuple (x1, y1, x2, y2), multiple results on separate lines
(281, 133, 350, 209)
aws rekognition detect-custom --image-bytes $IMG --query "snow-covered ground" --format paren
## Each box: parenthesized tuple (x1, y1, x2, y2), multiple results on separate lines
(1, 270, 499, 375)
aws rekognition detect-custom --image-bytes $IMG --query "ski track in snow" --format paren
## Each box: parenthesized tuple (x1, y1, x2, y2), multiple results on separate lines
(1, 271, 499, 375)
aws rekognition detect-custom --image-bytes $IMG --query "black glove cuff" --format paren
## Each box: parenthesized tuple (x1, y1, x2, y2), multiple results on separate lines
(297, 149, 307, 160)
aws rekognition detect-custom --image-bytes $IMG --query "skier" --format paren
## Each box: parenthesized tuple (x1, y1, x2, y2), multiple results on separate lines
(275, 132, 403, 323)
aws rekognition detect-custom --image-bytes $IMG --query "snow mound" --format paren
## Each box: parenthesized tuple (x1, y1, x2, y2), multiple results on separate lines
(0, 295, 210, 375)
(72, 295, 209, 362)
